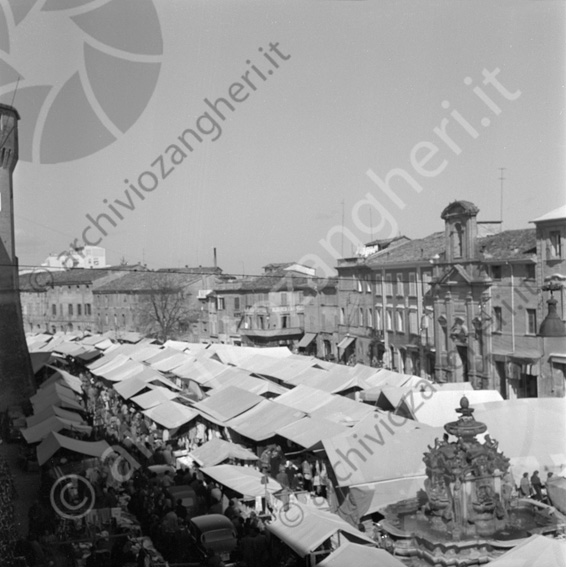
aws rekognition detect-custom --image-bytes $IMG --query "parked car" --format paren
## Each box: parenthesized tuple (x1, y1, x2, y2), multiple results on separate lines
(188, 514, 237, 563)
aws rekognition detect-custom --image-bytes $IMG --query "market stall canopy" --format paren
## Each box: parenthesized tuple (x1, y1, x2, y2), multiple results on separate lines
(318, 541, 405, 567)
(483, 534, 566, 567)
(546, 476, 566, 515)
(37, 431, 111, 466)
(43, 366, 83, 394)
(26, 405, 85, 428)
(99, 360, 145, 382)
(275, 416, 349, 450)
(323, 415, 444, 487)
(194, 386, 263, 423)
(473, 398, 566, 477)
(396, 389, 503, 427)
(210, 344, 291, 367)
(273, 385, 335, 414)
(209, 367, 287, 396)
(143, 400, 198, 430)
(29, 351, 53, 374)
(150, 352, 193, 372)
(22, 416, 92, 444)
(363, 368, 428, 389)
(131, 387, 178, 409)
(297, 333, 317, 349)
(266, 501, 375, 558)
(200, 464, 281, 498)
(31, 382, 84, 413)
(189, 438, 258, 467)
(171, 357, 227, 384)
(310, 395, 375, 426)
(88, 353, 131, 374)
(113, 376, 153, 400)
(227, 400, 305, 442)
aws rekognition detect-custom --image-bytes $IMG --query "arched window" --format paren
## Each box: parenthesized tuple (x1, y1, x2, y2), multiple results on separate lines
(453, 223, 463, 258)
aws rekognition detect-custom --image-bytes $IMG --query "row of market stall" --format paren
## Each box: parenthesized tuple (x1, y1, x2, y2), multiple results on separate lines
(20, 331, 566, 566)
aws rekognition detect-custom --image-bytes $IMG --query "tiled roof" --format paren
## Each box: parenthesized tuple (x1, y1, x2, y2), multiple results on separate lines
(19, 268, 119, 291)
(531, 205, 566, 223)
(93, 271, 201, 293)
(366, 232, 445, 266)
(214, 270, 336, 293)
(478, 228, 536, 260)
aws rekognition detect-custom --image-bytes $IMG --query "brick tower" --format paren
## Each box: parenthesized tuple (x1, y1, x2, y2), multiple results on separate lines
(0, 104, 34, 409)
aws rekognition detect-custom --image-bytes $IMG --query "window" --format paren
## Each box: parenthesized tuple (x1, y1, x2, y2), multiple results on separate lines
(257, 315, 265, 329)
(52, 304, 57, 316)
(375, 276, 382, 296)
(375, 306, 382, 331)
(493, 307, 503, 333)
(385, 274, 393, 296)
(549, 231, 562, 259)
(281, 293, 287, 306)
(217, 297, 225, 310)
(359, 307, 364, 327)
(234, 297, 240, 311)
(366, 279, 371, 293)
(422, 271, 432, 295)
(281, 315, 289, 328)
(525, 264, 535, 280)
(77, 304, 82, 316)
(491, 265, 502, 280)
(409, 273, 417, 296)
(409, 310, 418, 334)
(122, 313, 126, 326)
(356, 276, 362, 293)
(396, 274, 403, 296)
(68, 304, 73, 316)
(367, 307, 373, 327)
(396, 310, 405, 332)
(340, 308, 345, 325)
(386, 309, 393, 331)
(526, 309, 537, 335)
(85, 303, 91, 316)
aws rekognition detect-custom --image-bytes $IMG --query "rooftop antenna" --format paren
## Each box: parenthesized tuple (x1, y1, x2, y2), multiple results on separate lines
(368, 205, 374, 241)
(499, 167, 506, 230)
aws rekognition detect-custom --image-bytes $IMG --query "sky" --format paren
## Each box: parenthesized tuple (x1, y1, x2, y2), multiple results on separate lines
(2, 0, 564, 277)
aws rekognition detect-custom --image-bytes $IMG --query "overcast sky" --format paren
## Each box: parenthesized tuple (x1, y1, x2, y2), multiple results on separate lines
(3, 0, 564, 276)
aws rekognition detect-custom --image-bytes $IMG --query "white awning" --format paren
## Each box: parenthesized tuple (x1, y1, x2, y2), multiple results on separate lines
(337, 336, 356, 350)
(297, 333, 317, 349)
(200, 464, 281, 499)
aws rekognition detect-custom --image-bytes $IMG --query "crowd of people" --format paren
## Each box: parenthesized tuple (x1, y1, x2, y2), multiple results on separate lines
(7, 363, 333, 567)
(518, 470, 555, 503)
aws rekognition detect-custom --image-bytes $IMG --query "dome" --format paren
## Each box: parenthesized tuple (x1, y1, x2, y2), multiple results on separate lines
(539, 297, 566, 337)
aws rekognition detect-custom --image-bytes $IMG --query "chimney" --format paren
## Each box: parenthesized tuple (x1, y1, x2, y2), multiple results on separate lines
(213, 247, 217, 268)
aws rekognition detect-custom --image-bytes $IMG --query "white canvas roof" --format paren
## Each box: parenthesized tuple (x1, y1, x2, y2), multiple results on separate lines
(131, 387, 178, 409)
(397, 389, 503, 427)
(22, 416, 92, 444)
(323, 415, 444, 487)
(485, 534, 566, 567)
(318, 541, 405, 567)
(43, 366, 83, 394)
(200, 464, 281, 498)
(26, 405, 85, 428)
(143, 400, 198, 430)
(310, 395, 375, 426)
(272, 385, 335, 414)
(473, 398, 566, 477)
(266, 502, 375, 558)
(194, 386, 263, 423)
(150, 352, 193, 372)
(209, 367, 287, 396)
(227, 400, 305, 442)
(275, 417, 349, 449)
(171, 357, 227, 384)
(99, 360, 145, 382)
(31, 382, 83, 413)
(189, 438, 258, 467)
(37, 431, 110, 466)
(89, 353, 131, 374)
(113, 376, 153, 400)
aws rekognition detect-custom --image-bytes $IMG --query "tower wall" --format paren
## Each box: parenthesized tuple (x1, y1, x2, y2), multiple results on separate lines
(0, 104, 35, 409)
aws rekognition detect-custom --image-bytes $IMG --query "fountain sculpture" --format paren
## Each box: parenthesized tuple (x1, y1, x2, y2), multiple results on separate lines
(379, 397, 565, 566)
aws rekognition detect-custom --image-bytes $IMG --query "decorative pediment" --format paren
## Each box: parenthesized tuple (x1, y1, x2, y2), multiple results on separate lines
(436, 264, 473, 285)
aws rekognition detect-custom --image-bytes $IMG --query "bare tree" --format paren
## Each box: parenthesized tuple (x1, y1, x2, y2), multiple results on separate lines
(136, 273, 193, 342)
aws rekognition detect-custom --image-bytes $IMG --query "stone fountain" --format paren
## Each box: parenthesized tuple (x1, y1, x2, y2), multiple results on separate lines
(379, 397, 566, 566)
